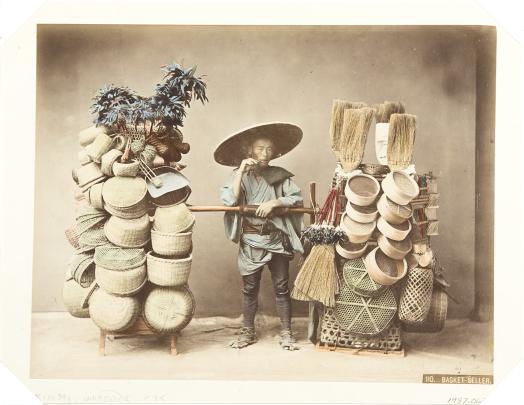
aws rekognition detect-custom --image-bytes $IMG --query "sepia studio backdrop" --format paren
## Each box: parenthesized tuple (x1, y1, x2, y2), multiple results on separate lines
(33, 25, 491, 319)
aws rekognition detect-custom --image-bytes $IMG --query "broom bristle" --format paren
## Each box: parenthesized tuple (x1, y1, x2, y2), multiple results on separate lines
(373, 101, 406, 123)
(329, 100, 367, 153)
(291, 244, 339, 307)
(387, 113, 417, 170)
(338, 107, 375, 171)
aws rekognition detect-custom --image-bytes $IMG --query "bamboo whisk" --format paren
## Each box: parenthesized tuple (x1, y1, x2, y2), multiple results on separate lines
(387, 113, 417, 170)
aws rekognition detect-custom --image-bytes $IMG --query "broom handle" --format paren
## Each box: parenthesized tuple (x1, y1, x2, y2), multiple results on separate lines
(188, 205, 315, 216)
(309, 182, 316, 224)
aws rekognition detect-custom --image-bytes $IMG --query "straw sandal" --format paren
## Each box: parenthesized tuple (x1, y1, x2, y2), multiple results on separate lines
(279, 329, 299, 351)
(229, 327, 257, 349)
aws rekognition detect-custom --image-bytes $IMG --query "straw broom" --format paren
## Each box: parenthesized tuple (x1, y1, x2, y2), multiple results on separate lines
(387, 113, 417, 170)
(372, 101, 405, 123)
(371, 101, 405, 164)
(338, 108, 375, 171)
(329, 100, 367, 158)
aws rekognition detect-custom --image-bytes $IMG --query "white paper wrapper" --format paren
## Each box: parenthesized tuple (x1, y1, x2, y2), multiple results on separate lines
(375, 123, 389, 164)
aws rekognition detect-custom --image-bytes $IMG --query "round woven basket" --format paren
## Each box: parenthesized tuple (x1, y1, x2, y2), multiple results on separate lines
(86, 133, 114, 163)
(402, 287, 447, 333)
(342, 258, 386, 297)
(344, 174, 380, 206)
(65, 225, 81, 249)
(112, 135, 127, 151)
(345, 202, 378, 223)
(147, 252, 192, 287)
(151, 230, 192, 257)
(89, 288, 141, 332)
(340, 213, 375, 243)
(359, 163, 390, 176)
(77, 148, 92, 165)
(87, 181, 105, 210)
(153, 204, 195, 233)
(381, 171, 419, 205)
(376, 194, 412, 225)
(95, 263, 147, 296)
(142, 286, 196, 334)
(69, 252, 96, 287)
(377, 216, 412, 241)
(79, 226, 109, 248)
(334, 284, 397, 336)
(94, 244, 146, 270)
(104, 214, 151, 248)
(75, 214, 107, 236)
(103, 177, 148, 219)
(364, 247, 407, 286)
(335, 240, 368, 259)
(112, 158, 140, 177)
(77, 162, 105, 189)
(399, 266, 434, 324)
(100, 149, 123, 176)
(62, 278, 92, 318)
(377, 234, 412, 260)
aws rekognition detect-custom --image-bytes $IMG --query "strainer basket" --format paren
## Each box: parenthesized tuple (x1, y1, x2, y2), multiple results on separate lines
(335, 240, 368, 259)
(147, 252, 192, 287)
(377, 216, 412, 241)
(151, 230, 192, 257)
(100, 149, 123, 176)
(365, 247, 407, 286)
(377, 234, 412, 260)
(345, 202, 378, 223)
(398, 266, 434, 324)
(340, 213, 375, 243)
(344, 173, 380, 206)
(334, 284, 397, 336)
(342, 258, 386, 297)
(153, 204, 195, 233)
(89, 288, 141, 332)
(104, 214, 151, 248)
(95, 263, 147, 296)
(402, 287, 447, 333)
(377, 194, 412, 225)
(382, 171, 419, 205)
(94, 244, 146, 270)
(142, 285, 196, 334)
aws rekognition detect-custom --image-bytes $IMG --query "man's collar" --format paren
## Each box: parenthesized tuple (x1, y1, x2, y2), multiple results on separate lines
(255, 165, 294, 185)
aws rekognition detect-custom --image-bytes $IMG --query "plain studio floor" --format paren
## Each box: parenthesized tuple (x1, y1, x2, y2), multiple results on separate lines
(30, 313, 493, 381)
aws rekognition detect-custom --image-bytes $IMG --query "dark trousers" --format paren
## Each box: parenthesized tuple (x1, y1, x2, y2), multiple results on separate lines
(242, 253, 292, 330)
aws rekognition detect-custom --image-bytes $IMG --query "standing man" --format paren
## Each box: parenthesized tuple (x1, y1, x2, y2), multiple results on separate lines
(214, 123, 304, 350)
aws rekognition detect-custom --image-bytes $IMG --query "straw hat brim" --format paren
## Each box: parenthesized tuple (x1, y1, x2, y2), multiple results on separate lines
(213, 122, 303, 167)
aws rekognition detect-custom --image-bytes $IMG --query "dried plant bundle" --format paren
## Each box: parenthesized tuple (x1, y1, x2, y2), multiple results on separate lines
(338, 107, 375, 170)
(372, 101, 406, 123)
(387, 113, 417, 170)
(329, 100, 367, 153)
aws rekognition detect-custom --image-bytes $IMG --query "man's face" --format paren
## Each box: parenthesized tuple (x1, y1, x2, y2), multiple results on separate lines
(251, 138, 276, 166)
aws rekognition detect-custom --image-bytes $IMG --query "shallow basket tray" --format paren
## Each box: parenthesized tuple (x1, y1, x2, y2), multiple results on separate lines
(377, 234, 412, 260)
(320, 308, 402, 351)
(147, 252, 192, 287)
(376, 194, 412, 225)
(345, 202, 378, 223)
(377, 216, 411, 241)
(340, 212, 375, 243)
(335, 240, 368, 260)
(381, 171, 419, 205)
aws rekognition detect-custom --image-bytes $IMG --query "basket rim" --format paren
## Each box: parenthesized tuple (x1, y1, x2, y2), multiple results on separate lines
(365, 247, 407, 285)
(147, 251, 193, 263)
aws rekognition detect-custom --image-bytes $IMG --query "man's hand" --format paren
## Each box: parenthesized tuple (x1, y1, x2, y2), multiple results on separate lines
(255, 199, 283, 218)
(239, 158, 259, 173)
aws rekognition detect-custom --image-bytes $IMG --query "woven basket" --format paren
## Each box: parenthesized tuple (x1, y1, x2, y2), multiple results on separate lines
(62, 278, 92, 318)
(95, 263, 147, 296)
(103, 177, 148, 219)
(77, 162, 105, 189)
(77, 148, 92, 166)
(94, 244, 146, 270)
(334, 284, 397, 336)
(340, 213, 375, 243)
(113, 158, 140, 177)
(100, 149, 123, 176)
(147, 252, 192, 287)
(382, 171, 419, 205)
(86, 133, 114, 163)
(344, 173, 380, 206)
(399, 266, 434, 324)
(364, 247, 407, 286)
(89, 288, 141, 332)
(345, 202, 378, 223)
(78, 125, 108, 147)
(320, 308, 402, 350)
(142, 285, 196, 334)
(69, 252, 96, 287)
(151, 186, 192, 208)
(402, 287, 447, 333)
(75, 215, 107, 235)
(104, 214, 151, 248)
(377, 234, 412, 260)
(377, 216, 411, 241)
(65, 225, 81, 249)
(342, 258, 386, 297)
(79, 226, 109, 248)
(153, 204, 195, 233)
(151, 230, 192, 257)
(87, 181, 105, 210)
(335, 240, 368, 259)
(359, 163, 390, 176)
(376, 194, 412, 225)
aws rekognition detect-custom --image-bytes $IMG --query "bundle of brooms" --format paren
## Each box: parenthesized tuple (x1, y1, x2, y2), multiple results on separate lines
(291, 186, 347, 307)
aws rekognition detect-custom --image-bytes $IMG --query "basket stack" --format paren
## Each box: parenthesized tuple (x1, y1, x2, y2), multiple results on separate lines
(318, 99, 449, 352)
(64, 125, 196, 336)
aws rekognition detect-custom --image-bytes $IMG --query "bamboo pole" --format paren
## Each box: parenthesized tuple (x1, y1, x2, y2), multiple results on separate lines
(188, 205, 315, 216)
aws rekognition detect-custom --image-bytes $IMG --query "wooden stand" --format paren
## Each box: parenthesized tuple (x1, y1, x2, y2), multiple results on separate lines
(316, 342, 405, 357)
(98, 317, 178, 356)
